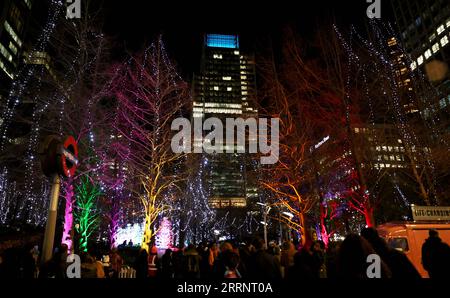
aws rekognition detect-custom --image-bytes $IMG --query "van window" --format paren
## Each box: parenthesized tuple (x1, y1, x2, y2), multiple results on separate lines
(388, 238, 409, 252)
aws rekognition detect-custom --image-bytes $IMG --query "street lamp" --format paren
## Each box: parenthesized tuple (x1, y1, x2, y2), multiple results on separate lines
(257, 202, 271, 248)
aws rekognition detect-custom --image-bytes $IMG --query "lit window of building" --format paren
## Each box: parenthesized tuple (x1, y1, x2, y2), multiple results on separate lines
(222, 76, 231, 80)
(213, 54, 222, 59)
(440, 36, 449, 47)
(424, 49, 432, 59)
(227, 87, 232, 91)
(8, 42, 17, 55)
(437, 25, 445, 35)
(4, 21, 22, 47)
(429, 33, 436, 42)
(0, 59, 13, 79)
(417, 55, 424, 65)
(234, 50, 239, 55)
(0, 43, 13, 61)
(432, 43, 440, 53)
(213, 86, 219, 91)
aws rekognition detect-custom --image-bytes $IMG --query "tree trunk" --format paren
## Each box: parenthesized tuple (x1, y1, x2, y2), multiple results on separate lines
(61, 181, 74, 253)
(364, 207, 375, 228)
(141, 213, 153, 253)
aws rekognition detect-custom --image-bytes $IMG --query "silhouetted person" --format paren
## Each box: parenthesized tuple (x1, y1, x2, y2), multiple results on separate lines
(248, 238, 281, 280)
(422, 229, 450, 279)
(198, 242, 211, 278)
(161, 249, 174, 279)
(238, 242, 255, 278)
(361, 227, 421, 279)
(184, 244, 201, 278)
(135, 249, 148, 278)
(325, 241, 341, 279)
(173, 248, 185, 278)
(286, 241, 322, 279)
(223, 250, 241, 278)
(212, 242, 233, 279)
(337, 234, 391, 279)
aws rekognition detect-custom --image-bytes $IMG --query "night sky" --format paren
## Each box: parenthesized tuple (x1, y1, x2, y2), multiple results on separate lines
(102, 0, 395, 78)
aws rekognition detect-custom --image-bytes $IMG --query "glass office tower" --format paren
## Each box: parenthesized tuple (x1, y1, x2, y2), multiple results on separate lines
(193, 34, 259, 216)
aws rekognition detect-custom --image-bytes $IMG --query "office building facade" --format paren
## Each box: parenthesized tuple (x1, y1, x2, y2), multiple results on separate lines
(192, 34, 259, 215)
(391, 0, 450, 133)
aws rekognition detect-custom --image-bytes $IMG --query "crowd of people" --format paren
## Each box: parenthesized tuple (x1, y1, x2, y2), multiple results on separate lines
(0, 227, 449, 279)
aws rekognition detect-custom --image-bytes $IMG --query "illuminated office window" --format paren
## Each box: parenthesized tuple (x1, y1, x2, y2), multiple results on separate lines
(9, 4, 23, 33)
(440, 36, 449, 47)
(437, 25, 445, 35)
(432, 43, 439, 53)
(213, 54, 222, 59)
(227, 87, 232, 91)
(206, 34, 239, 49)
(417, 55, 424, 65)
(0, 43, 13, 61)
(23, 0, 33, 9)
(8, 42, 17, 55)
(429, 33, 436, 42)
(4, 21, 22, 47)
(0, 59, 13, 79)
(214, 86, 219, 91)
(222, 76, 231, 81)
(424, 49, 432, 59)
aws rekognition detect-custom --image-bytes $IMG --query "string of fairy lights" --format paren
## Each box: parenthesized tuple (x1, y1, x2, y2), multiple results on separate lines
(0, 0, 64, 151)
(332, 20, 447, 211)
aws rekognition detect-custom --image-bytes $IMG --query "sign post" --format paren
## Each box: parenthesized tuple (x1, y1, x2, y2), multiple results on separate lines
(39, 136, 78, 266)
(411, 204, 450, 221)
(41, 174, 61, 265)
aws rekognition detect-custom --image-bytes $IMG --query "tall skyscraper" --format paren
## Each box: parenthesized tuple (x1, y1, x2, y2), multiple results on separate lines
(192, 34, 259, 231)
(0, 0, 33, 90)
(391, 0, 450, 133)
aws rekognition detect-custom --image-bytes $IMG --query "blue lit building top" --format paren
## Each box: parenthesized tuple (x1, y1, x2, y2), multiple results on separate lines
(206, 34, 239, 49)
